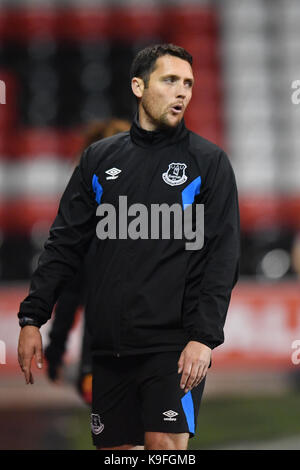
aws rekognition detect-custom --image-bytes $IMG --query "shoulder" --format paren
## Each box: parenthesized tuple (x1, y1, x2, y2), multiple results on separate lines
(90, 131, 130, 151)
(187, 130, 233, 171)
(80, 131, 130, 174)
(188, 130, 225, 159)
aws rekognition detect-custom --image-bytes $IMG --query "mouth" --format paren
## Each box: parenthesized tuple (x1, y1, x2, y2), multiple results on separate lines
(170, 104, 184, 115)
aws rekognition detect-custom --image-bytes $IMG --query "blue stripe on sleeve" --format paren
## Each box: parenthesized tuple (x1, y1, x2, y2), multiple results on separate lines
(92, 174, 103, 204)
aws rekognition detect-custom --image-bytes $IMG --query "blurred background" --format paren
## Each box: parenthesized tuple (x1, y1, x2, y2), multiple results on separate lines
(1, 0, 300, 450)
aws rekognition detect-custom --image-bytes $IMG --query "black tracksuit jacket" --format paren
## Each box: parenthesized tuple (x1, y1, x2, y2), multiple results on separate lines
(18, 115, 240, 357)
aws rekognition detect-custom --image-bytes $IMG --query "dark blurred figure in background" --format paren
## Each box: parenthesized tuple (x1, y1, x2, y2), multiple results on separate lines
(291, 233, 300, 279)
(44, 118, 131, 405)
(289, 232, 300, 391)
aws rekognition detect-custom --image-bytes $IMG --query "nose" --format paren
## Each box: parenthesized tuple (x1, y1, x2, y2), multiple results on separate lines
(175, 81, 187, 100)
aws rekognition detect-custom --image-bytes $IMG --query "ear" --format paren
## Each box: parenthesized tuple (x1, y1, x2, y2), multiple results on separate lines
(131, 77, 144, 99)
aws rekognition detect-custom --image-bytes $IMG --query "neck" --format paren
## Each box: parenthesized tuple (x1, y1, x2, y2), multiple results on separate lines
(130, 112, 188, 149)
(138, 104, 158, 131)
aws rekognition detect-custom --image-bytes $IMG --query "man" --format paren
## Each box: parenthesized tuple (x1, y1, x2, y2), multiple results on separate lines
(17, 44, 240, 450)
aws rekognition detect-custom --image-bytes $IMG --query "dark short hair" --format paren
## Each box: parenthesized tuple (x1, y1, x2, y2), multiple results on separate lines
(130, 43, 193, 88)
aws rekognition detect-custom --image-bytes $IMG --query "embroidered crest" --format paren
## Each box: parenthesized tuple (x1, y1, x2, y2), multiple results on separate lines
(162, 163, 187, 186)
(91, 413, 104, 435)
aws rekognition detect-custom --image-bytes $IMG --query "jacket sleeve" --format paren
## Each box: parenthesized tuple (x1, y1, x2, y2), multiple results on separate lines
(18, 145, 97, 327)
(44, 268, 85, 365)
(182, 150, 240, 350)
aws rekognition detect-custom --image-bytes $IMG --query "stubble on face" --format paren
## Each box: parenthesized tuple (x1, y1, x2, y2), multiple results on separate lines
(141, 94, 172, 131)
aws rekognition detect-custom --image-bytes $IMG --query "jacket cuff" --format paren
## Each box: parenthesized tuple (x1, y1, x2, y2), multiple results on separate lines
(187, 329, 223, 350)
(18, 316, 43, 328)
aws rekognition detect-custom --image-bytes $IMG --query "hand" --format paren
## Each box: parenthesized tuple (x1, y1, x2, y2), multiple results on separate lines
(78, 373, 93, 406)
(178, 341, 211, 394)
(18, 326, 43, 384)
(44, 344, 64, 384)
(46, 361, 64, 384)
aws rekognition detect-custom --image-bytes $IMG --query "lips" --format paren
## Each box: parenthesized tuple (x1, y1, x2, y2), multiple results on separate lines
(170, 103, 184, 114)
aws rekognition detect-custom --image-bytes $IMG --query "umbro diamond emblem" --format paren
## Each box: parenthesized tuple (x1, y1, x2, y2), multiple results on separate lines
(106, 167, 122, 180)
(163, 410, 178, 421)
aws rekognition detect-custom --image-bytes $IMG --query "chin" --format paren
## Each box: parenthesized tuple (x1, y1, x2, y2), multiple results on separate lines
(159, 115, 181, 130)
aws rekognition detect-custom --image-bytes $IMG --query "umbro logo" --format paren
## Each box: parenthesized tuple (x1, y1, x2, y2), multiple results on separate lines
(163, 410, 178, 421)
(105, 167, 122, 180)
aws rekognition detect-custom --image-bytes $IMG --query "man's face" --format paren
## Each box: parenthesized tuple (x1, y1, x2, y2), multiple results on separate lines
(136, 54, 194, 130)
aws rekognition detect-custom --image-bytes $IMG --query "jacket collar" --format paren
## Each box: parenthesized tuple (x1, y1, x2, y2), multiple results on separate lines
(130, 112, 189, 149)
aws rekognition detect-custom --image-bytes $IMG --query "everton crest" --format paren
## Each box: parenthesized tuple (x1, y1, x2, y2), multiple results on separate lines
(91, 413, 104, 435)
(162, 162, 187, 186)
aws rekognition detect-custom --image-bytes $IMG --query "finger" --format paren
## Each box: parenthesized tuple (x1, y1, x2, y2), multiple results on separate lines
(195, 365, 208, 386)
(18, 353, 24, 371)
(180, 362, 192, 390)
(190, 368, 203, 390)
(29, 371, 34, 385)
(35, 345, 43, 370)
(22, 364, 30, 384)
(184, 363, 199, 392)
(22, 356, 32, 384)
(177, 354, 184, 374)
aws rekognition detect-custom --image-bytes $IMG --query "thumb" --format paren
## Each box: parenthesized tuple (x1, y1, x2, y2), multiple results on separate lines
(178, 352, 185, 374)
(35, 345, 43, 369)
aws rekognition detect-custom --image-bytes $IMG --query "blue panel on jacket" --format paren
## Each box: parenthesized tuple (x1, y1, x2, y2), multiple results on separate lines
(181, 176, 201, 209)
